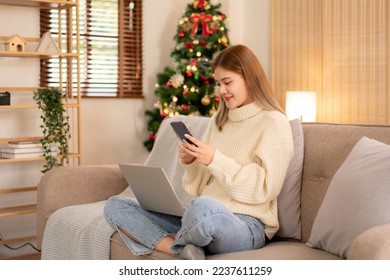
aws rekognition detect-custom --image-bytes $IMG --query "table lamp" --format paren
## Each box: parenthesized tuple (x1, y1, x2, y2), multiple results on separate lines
(286, 91, 317, 122)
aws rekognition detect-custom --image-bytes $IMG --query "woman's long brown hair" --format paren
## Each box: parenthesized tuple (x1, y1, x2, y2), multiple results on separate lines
(212, 45, 284, 130)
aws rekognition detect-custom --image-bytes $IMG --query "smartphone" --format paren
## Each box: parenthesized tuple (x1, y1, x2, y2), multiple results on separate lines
(170, 121, 197, 146)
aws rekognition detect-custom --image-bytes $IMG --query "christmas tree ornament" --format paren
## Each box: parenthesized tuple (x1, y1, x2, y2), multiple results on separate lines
(194, 72, 200, 80)
(185, 41, 193, 49)
(149, 133, 156, 141)
(183, 22, 192, 32)
(201, 94, 210, 106)
(179, 31, 185, 38)
(154, 100, 161, 109)
(209, 106, 217, 115)
(190, 13, 213, 37)
(181, 104, 189, 111)
(193, 0, 207, 9)
(170, 73, 184, 88)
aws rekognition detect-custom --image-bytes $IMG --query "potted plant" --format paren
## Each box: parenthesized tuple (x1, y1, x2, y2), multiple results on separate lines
(33, 88, 71, 173)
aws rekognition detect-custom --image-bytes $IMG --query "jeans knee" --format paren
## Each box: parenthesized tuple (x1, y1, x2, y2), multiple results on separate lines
(104, 196, 135, 220)
(183, 197, 227, 226)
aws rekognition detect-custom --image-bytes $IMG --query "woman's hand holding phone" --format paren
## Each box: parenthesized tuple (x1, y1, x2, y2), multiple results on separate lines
(180, 134, 215, 166)
(171, 121, 215, 165)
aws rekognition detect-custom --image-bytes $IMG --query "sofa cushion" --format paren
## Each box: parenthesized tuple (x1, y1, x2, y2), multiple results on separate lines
(207, 241, 340, 260)
(306, 136, 390, 258)
(276, 118, 304, 239)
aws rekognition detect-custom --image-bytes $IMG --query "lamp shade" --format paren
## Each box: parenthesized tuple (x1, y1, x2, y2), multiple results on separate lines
(286, 91, 317, 122)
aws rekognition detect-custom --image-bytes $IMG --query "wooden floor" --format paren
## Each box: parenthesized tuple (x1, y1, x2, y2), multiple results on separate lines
(3, 252, 41, 260)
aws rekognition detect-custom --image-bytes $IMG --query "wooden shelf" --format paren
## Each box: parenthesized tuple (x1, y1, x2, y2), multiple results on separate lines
(2, 252, 41, 260)
(0, 51, 78, 58)
(0, 0, 76, 9)
(0, 103, 80, 109)
(0, 136, 42, 143)
(0, 186, 38, 195)
(0, 204, 36, 218)
(0, 87, 42, 92)
(0, 105, 38, 109)
(0, 0, 80, 260)
(0, 152, 80, 163)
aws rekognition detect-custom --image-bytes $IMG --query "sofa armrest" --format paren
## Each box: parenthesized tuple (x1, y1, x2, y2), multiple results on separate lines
(36, 165, 128, 248)
(347, 224, 390, 260)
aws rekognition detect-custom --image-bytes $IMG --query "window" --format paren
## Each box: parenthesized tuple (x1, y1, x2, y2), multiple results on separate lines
(40, 0, 143, 97)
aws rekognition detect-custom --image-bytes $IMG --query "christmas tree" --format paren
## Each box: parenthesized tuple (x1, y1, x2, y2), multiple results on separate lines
(143, 0, 230, 151)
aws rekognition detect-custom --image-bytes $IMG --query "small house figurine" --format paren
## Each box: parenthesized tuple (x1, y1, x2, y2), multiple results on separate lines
(4, 34, 26, 52)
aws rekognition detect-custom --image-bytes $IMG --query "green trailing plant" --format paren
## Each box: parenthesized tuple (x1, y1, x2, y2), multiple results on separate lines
(33, 88, 71, 173)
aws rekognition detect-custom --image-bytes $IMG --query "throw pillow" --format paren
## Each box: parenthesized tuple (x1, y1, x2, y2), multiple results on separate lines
(306, 136, 390, 258)
(276, 118, 304, 239)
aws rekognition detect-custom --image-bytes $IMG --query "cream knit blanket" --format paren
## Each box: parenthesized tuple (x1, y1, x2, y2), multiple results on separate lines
(41, 188, 134, 260)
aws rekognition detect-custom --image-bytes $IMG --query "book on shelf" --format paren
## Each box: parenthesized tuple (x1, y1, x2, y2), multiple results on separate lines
(7, 140, 42, 149)
(0, 145, 58, 154)
(1, 151, 58, 159)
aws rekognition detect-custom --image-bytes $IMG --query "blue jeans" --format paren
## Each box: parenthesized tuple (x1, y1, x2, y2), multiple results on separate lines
(104, 196, 266, 256)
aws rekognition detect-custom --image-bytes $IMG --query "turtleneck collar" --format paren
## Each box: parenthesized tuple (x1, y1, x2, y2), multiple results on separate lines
(227, 102, 264, 122)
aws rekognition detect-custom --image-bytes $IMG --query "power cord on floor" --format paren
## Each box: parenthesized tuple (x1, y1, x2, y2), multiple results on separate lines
(0, 232, 41, 252)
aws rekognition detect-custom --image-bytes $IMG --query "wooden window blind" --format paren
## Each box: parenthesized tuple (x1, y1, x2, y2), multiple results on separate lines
(40, 0, 143, 98)
(273, 0, 389, 124)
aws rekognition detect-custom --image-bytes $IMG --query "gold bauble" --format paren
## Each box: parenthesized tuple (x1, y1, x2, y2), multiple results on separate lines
(201, 95, 211, 106)
(209, 107, 217, 115)
(221, 34, 228, 45)
(183, 22, 192, 32)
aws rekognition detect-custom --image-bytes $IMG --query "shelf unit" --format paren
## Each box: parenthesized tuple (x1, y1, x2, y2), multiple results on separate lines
(0, 0, 80, 259)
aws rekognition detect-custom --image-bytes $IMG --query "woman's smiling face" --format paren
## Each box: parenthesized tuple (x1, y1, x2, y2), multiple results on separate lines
(214, 66, 252, 109)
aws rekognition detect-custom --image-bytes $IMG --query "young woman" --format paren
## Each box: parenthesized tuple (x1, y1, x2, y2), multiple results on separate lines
(104, 44, 294, 260)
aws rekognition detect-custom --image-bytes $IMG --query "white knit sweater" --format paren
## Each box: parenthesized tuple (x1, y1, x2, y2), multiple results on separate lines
(182, 102, 294, 238)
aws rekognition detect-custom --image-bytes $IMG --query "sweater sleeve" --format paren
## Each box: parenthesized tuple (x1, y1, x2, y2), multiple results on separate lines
(207, 119, 293, 205)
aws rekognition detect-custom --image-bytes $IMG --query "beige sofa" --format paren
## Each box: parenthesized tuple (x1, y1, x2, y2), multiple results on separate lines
(36, 115, 390, 260)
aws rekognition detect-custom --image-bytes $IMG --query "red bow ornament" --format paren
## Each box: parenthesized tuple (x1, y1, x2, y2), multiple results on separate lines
(190, 13, 213, 37)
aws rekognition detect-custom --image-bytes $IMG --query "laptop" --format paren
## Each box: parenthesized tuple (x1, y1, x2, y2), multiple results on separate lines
(119, 164, 185, 217)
